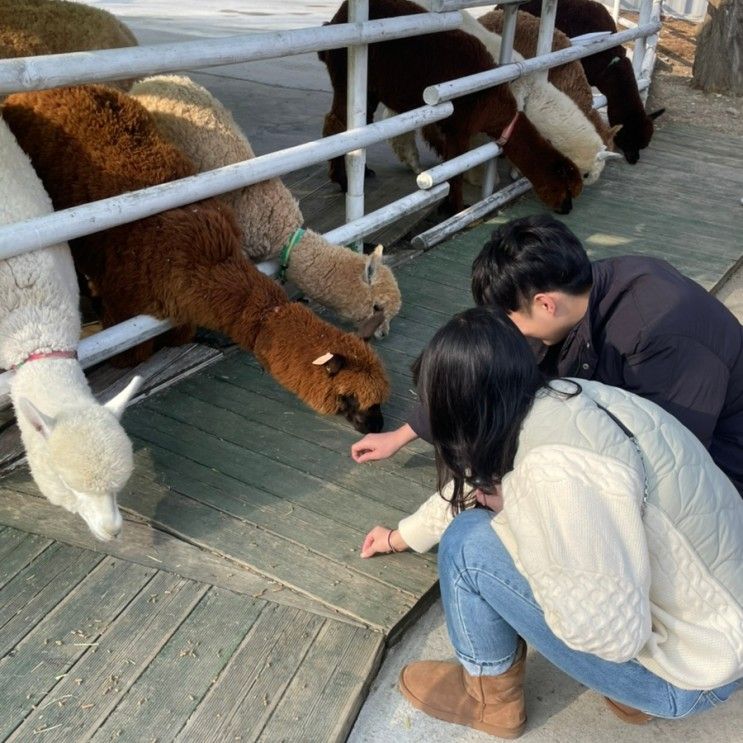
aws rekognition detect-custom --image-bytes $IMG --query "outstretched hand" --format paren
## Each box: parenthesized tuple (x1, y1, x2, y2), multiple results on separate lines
(351, 423, 418, 463)
(360, 526, 409, 558)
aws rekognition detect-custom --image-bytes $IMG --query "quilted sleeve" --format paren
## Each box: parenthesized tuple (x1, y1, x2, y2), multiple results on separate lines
(501, 445, 653, 662)
(398, 480, 458, 553)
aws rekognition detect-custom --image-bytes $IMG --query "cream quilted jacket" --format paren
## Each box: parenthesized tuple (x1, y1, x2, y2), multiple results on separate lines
(398, 379, 743, 690)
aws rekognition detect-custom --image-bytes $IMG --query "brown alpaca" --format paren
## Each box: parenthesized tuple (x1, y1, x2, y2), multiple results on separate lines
(517, 0, 664, 163)
(2, 85, 390, 433)
(319, 0, 583, 214)
(0, 0, 138, 90)
(479, 9, 617, 148)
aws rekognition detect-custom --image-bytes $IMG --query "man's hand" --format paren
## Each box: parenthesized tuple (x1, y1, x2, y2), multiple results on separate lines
(360, 526, 409, 558)
(351, 423, 418, 463)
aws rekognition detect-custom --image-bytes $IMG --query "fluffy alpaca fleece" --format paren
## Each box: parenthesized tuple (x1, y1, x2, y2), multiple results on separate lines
(320, 0, 582, 214)
(518, 0, 664, 164)
(0, 0, 137, 89)
(479, 9, 617, 148)
(388, 10, 611, 186)
(0, 115, 139, 541)
(129, 75, 401, 337)
(2, 86, 390, 432)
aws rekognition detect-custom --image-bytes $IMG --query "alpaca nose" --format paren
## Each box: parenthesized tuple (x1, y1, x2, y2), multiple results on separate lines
(555, 194, 573, 215)
(352, 404, 384, 434)
(624, 150, 640, 164)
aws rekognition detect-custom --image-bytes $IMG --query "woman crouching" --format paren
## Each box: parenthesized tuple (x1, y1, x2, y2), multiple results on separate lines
(362, 306, 743, 737)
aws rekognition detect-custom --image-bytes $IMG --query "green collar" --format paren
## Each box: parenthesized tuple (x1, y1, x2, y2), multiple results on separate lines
(277, 227, 306, 283)
(606, 56, 621, 71)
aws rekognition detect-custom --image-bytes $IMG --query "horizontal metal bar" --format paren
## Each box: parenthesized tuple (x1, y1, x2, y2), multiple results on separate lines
(0, 12, 462, 94)
(417, 142, 502, 189)
(324, 182, 450, 245)
(412, 178, 532, 250)
(430, 0, 526, 9)
(423, 20, 661, 104)
(0, 102, 453, 261)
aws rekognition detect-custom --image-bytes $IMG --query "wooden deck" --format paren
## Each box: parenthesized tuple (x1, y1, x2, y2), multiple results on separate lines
(1, 121, 742, 740)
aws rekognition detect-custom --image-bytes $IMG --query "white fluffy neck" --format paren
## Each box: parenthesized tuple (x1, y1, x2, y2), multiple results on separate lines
(10, 359, 96, 417)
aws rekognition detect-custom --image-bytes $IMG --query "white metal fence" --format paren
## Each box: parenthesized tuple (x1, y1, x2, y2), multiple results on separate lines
(0, 0, 662, 397)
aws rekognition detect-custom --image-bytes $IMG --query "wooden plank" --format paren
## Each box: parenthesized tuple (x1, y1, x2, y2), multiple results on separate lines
(0, 543, 102, 657)
(0, 528, 52, 589)
(122, 432, 436, 597)
(89, 586, 264, 743)
(8, 572, 207, 742)
(133, 388, 434, 517)
(257, 621, 384, 743)
(175, 603, 325, 742)
(0, 479, 345, 624)
(0, 557, 155, 740)
(111, 458, 419, 631)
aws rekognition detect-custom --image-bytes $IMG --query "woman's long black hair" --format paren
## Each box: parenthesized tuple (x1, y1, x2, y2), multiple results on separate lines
(414, 306, 548, 513)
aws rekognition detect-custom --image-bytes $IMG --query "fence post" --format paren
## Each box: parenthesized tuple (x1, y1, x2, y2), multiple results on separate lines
(346, 0, 369, 251)
(481, 3, 520, 199)
(535, 0, 558, 83)
(633, 0, 652, 78)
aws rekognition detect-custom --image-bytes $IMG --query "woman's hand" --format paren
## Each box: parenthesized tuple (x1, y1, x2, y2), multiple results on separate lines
(351, 423, 418, 463)
(360, 526, 409, 558)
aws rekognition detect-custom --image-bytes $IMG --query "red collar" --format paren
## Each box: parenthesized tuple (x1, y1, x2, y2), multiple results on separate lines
(11, 349, 78, 371)
(496, 112, 520, 147)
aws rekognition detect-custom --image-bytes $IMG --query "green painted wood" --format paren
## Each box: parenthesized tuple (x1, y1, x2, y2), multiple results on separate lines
(122, 430, 436, 598)
(0, 529, 52, 590)
(0, 557, 155, 740)
(89, 585, 264, 742)
(135, 389, 432, 517)
(257, 621, 384, 743)
(0, 543, 102, 656)
(174, 603, 324, 742)
(9, 572, 207, 742)
(115, 459, 418, 630)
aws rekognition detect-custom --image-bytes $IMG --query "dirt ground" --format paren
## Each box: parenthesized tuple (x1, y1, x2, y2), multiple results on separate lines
(625, 12, 742, 136)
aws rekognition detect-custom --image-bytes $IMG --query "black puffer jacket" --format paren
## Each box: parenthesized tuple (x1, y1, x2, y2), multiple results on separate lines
(409, 257, 743, 494)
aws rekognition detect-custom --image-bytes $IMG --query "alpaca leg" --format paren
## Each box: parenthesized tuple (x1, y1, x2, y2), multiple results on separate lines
(323, 100, 348, 191)
(441, 132, 471, 213)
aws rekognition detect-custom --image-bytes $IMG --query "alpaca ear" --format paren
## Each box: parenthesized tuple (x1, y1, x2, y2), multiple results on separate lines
(104, 375, 144, 419)
(17, 397, 56, 439)
(312, 352, 346, 376)
(649, 108, 665, 120)
(364, 245, 384, 285)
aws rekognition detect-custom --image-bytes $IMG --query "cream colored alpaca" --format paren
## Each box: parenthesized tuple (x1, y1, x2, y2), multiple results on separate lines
(130, 75, 402, 338)
(388, 10, 616, 185)
(0, 116, 140, 541)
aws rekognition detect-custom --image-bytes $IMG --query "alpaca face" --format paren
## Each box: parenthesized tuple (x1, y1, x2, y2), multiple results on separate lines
(613, 109, 663, 164)
(346, 246, 402, 339)
(16, 377, 140, 541)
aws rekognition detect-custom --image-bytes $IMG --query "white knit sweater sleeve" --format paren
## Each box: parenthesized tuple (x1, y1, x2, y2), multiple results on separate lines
(397, 481, 458, 553)
(498, 445, 653, 662)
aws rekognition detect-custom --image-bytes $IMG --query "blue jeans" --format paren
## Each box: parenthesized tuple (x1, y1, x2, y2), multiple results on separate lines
(438, 509, 741, 719)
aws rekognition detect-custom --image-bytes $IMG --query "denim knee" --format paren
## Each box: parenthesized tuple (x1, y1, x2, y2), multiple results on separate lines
(438, 508, 497, 575)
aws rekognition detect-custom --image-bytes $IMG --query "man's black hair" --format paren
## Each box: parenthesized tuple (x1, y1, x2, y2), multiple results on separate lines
(471, 215, 593, 312)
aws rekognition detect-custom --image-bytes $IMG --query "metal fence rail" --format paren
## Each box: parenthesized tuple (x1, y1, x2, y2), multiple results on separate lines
(0, 0, 661, 387)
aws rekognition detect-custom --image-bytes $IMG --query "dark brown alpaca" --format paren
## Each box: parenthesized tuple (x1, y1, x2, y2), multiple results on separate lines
(517, 0, 664, 164)
(2, 85, 390, 433)
(319, 0, 583, 214)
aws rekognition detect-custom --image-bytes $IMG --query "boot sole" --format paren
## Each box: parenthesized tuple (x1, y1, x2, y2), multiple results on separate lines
(399, 676, 527, 739)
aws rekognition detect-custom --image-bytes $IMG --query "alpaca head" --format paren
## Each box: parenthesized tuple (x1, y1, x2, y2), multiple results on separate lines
(322, 244, 402, 339)
(253, 303, 390, 433)
(16, 377, 141, 541)
(612, 108, 664, 164)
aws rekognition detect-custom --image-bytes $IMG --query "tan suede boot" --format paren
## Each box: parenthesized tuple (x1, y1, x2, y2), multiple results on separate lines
(399, 641, 527, 738)
(604, 697, 653, 724)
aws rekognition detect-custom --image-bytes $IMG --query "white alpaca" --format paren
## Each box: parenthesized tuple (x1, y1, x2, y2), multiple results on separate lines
(130, 75, 402, 338)
(0, 117, 141, 541)
(389, 11, 618, 186)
